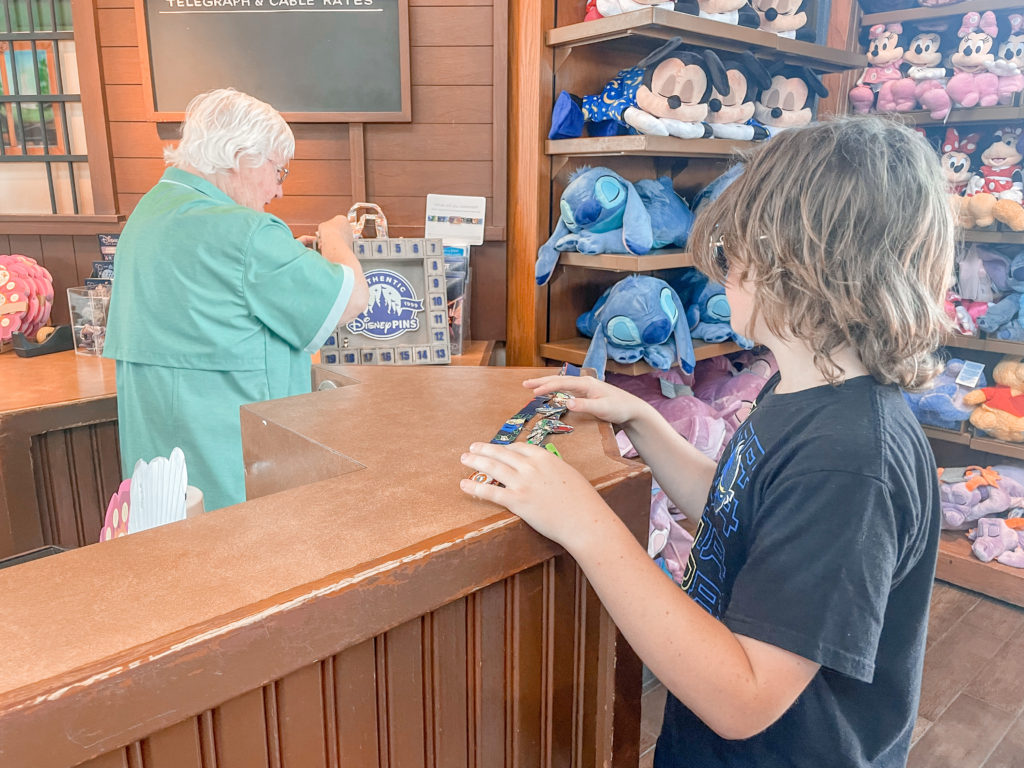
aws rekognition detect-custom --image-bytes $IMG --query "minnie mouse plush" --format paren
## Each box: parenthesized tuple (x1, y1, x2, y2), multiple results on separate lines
(849, 23, 906, 114)
(964, 126, 1024, 231)
(940, 127, 980, 228)
(887, 29, 952, 119)
(991, 13, 1024, 105)
(947, 11, 1000, 109)
(548, 38, 728, 140)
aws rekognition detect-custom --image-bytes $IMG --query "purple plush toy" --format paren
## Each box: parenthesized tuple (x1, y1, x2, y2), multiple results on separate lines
(969, 517, 1024, 567)
(938, 464, 1024, 530)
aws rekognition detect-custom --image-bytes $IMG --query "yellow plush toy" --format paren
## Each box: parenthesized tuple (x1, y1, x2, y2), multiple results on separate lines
(964, 356, 1024, 442)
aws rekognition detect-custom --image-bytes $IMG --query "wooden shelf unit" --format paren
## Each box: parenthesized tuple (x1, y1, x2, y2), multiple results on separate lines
(546, 135, 754, 158)
(862, 0, 1024, 27)
(895, 105, 1024, 128)
(960, 229, 1024, 245)
(540, 336, 741, 374)
(548, 8, 863, 72)
(558, 250, 694, 272)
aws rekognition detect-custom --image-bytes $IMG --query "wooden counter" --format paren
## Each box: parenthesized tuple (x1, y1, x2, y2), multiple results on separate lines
(0, 365, 651, 768)
(0, 350, 120, 558)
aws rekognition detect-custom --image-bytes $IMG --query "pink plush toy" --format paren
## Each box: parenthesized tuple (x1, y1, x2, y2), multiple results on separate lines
(648, 486, 695, 586)
(991, 13, 1024, 105)
(850, 23, 906, 114)
(585, 0, 674, 20)
(0, 254, 55, 345)
(887, 30, 951, 119)
(691, 349, 777, 436)
(968, 517, 1024, 567)
(946, 11, 1000, 110)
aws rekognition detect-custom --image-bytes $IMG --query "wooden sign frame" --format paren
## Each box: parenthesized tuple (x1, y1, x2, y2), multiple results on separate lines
(134, 0, 411, 123)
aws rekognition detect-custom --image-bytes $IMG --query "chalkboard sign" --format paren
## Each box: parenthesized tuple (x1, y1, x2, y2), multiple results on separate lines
(135, 0, 411, 122)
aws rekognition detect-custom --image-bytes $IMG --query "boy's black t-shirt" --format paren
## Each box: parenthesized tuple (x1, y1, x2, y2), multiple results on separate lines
(654, 374, 940, 768)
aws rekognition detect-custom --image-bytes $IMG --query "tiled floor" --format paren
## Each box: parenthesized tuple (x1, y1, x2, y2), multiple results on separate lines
(638, 581, 1024, 768)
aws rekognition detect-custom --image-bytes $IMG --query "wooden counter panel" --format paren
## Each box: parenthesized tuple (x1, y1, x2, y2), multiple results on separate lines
(0, 366, 649, 768)
(0, 350, 116, 413)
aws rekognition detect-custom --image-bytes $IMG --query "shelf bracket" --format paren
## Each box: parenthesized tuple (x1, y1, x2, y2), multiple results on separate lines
(554, 46, 574, 74)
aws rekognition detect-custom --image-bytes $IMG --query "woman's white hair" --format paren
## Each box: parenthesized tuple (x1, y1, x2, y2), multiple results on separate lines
(164, 88, 294, 174)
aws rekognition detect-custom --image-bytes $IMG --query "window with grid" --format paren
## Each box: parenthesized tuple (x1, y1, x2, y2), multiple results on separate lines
(0, 0, 92, 215)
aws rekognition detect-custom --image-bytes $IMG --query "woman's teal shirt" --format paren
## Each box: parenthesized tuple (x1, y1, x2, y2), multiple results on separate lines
(103, 167, 353, 511)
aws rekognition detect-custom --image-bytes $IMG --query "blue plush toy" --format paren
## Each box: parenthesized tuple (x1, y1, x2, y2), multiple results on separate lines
(536, 167, 694, 285)
(978, 252, 1024, 341)
(668, 268, 754, 348)
(903, 358, 987, 430)
(576, 275, 695, 380)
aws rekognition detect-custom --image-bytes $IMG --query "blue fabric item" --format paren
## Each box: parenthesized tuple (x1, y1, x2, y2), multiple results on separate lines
(666, 268, 754, 348)
(576, 275, 695, 380)
(549, 90, 584, 140)
(902, 358, 987, 431)
(536, 167, 693, 285)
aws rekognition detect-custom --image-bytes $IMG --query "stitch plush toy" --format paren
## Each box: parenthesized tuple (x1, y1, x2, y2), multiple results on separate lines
(977, 251, 1024, 340)
(938, 464, 1024, 529)
(754, 64, 828, 136)
(887, 29, 952, 119)
(963, 356, 1024, 441)
(963, 126, 1024, 231)
(706, 52, 772, 140)
(946, 11, 1000, 110)
(668, 268, 754, 347)
(903, 357, 986, 430)
(548, 38, 728, 141)
(849, 23, 906, 114)
(991, 13, 1024, 105)
(535, 167, 694, 285)
(751, 0, 807, 40)
(0, 254, 54, 345)
(576, 275, 695, 380)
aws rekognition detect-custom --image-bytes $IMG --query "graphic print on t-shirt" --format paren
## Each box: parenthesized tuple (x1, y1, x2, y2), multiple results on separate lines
(682, 419, 765, 618)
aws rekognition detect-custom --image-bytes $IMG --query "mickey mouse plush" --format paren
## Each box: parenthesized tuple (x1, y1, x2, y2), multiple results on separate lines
(992, 13, 1024, 105)
(964, 126, 1024, 231)
(751, 0, 807, 40)
(548, 38, 729, 140)
(849, 23, 906, 114)
(947, 11, 1000, 109)
(753, 64, 828, 136)
(584, 0, 674, 19)
(674, 0, 760, 28)
(706, 52, 772, 140)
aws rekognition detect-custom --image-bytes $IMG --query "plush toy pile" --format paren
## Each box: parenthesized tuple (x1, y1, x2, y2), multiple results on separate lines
(903, 357, 987, 430)
(938, 464, 1024, 568)
(610, 348, 778, 585)
(0, 254, 55, 346)
(849, 11, 1024, 121)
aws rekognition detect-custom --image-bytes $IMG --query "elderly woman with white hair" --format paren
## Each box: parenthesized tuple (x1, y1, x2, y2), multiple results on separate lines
(104, 88, 369, 512)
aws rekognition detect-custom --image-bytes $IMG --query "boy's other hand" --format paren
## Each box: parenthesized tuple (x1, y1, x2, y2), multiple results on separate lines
(460, 441, 608, 548)
(522, 374, 646, 427)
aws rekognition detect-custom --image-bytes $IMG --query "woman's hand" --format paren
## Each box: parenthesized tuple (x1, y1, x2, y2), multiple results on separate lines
(522, 374, 649, 427)
(460, 441, 611, 549)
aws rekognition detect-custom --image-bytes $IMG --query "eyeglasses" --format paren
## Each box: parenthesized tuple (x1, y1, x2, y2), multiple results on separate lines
(709, 223, 729, 276)
(274, 164, 289, 185)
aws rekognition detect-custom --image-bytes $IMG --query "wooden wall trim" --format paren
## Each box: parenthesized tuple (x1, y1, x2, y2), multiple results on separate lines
(505, 0, 552, 366)
(350, 123, 368, 204)
(491, 0, 509, 232)
(70, 0, 118, 214)
(0, 215, 125, 236)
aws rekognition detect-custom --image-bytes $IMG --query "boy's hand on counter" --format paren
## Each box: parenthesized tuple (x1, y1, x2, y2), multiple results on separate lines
(460, 441, 611, 549)
(522, 374, 648, 428)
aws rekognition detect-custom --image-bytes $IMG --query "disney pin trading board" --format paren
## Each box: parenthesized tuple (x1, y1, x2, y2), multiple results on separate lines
(320, 238, 451, 365)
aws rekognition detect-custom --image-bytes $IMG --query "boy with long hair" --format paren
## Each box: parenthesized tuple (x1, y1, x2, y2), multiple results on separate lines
(461, 116, 954, 767)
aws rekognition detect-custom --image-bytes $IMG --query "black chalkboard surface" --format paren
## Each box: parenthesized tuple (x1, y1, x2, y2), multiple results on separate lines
(136, 0, 411, 122)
